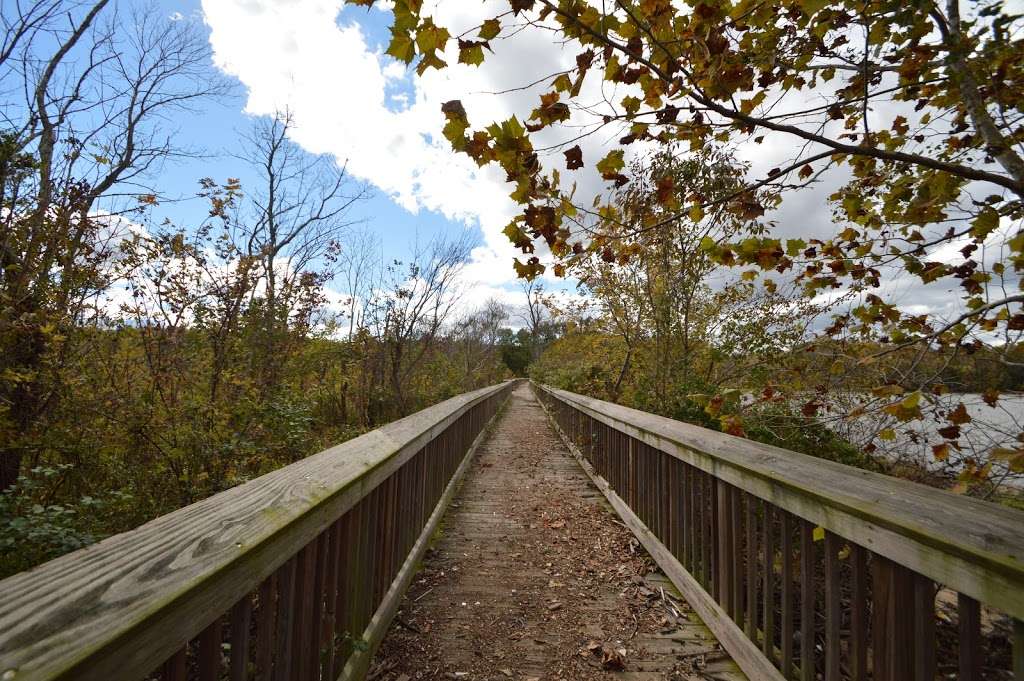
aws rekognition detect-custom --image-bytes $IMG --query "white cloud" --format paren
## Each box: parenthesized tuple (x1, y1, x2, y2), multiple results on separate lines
(201, 0, 538, 292)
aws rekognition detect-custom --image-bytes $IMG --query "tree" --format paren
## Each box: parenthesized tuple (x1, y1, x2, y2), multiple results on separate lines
(518, 278, 550, 362)
(448, 299, 509, 390)
(362, 0, 1024, 481)
(0, 2, 227, 489)
(363, 232, 475, 415)
(234, 111, 369, 394)
(497, 327, 533, 375)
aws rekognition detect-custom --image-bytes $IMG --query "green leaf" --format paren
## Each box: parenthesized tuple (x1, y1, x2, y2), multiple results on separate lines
(459, 42, 485, 66)
(596, 150, 625, 177)
(414, 18, 449, 54)
(971, 208, 999, 239)
(479, 18, 501, 40)
(386, 30, 416, 63)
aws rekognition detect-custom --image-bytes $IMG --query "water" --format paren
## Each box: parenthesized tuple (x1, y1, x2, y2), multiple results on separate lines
(825, 393, 1024, 489)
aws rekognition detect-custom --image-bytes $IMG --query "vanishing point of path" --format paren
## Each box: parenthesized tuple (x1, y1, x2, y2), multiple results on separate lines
(370, 384, 746, 681)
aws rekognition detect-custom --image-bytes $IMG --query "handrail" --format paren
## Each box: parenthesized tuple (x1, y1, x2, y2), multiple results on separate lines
(0, 379, 519, 681)
(535, 383, 1024, 681)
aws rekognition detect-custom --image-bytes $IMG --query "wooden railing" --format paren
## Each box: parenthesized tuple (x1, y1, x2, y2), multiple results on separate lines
(0, 380, 517, 681)
(535, 384, 1024, 681)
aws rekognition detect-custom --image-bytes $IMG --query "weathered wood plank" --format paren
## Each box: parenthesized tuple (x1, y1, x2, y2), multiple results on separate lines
(538, 385, 1024, 620)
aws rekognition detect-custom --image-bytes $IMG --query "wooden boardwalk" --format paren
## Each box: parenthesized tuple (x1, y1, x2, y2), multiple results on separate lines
(370, 384, 745, 681)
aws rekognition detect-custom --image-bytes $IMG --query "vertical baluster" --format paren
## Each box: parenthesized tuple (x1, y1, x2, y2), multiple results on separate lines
(681, 463, 691, 570)
(334, 510, 355, 676)
(627, 436, 636, 511)
(696, 471, 704, 581)
(272, 557, 296, 681)
(913, 574, 936, 681)
(638, 442, 647, 525)
(229, 595, 253, 681)
(849, 544, 867, 681)
(669, 457, 680, 558)
(356, 492, 373, 636)
(746, 494, 758, 642)
(322, 520, 341, 681)
(872, 555, 914, 681)
(646, 445, 654, 528)
(162, 647, 187, 681)
(763, 505, 775, 663)
(379, 479, 392, 601)
(198, 617, 222, 681)
(731, 487, 743, 625)
(660, 451, 670, 547)
(710, 478, 719, 600)
(780, 512, 794, 678)
(1013, 619, 1024, 680)
(310, 532, 328, 680)
(800, 520, 815, 681)
(700, 471, 710, 585)
(959, 593, 981, 681)
(292, 542, 317, 681)
(716, 479, 733, 614)
(824, 532, 841, 681)
(255, 574, 277, 681)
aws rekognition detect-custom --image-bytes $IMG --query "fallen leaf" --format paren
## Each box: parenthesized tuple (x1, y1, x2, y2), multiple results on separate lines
(601, 646, 627, 670)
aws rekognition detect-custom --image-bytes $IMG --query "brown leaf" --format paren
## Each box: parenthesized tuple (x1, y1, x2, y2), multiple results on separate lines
(563, 144, 583, 170)
(601, 646, 627, 670)
(948, 403, 972, 425)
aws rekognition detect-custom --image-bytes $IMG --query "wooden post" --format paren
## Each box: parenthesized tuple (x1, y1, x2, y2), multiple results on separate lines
(198, 617, 221, 681)
(959, 593, 981, 681)
(229, 596, 252, 681)
(913, 574, 936, 681)
(872, 555, 914, 681)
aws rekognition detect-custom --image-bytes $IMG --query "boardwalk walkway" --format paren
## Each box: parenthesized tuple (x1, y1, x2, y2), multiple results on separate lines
(370, 384, 745, 681)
